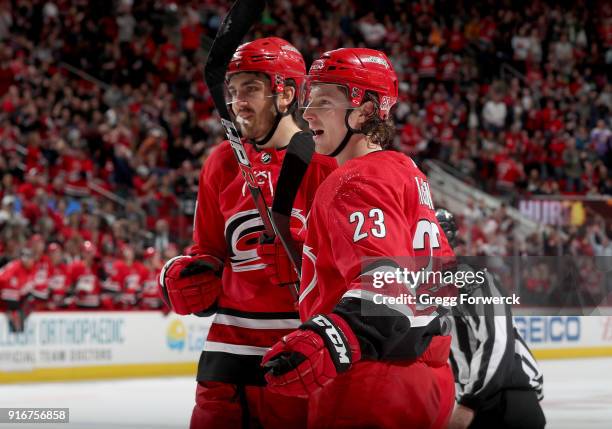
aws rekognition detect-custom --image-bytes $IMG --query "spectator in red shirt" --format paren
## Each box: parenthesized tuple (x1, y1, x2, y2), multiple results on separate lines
(400, 114, 427, 155)
(113, 244, 147, 310)
(548, 135, 567, 179)
(140, 247, 165, 311)
(0, 248, 36, 309)
(69, 241, 103, 309)
(46, 242, 71, 310)
(180, 15, 203, 59)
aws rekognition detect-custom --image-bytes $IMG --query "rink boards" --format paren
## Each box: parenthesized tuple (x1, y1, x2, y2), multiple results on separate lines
(1, 311, 611, 383)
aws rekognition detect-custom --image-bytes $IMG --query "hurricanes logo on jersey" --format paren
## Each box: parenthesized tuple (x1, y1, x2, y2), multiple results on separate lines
(299, 244, 317, 304)
(225, 209, 307, 273)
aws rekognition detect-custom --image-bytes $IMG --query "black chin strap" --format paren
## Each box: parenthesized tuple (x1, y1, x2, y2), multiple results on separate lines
(250, 95, 297, 147)
(328, 109, 363, 157)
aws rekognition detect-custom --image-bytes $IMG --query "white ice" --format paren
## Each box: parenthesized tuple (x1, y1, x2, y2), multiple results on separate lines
(1, 357, 611, 429)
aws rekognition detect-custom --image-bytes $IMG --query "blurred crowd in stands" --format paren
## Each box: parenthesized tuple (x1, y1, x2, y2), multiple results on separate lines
(0, 0, 610, 311)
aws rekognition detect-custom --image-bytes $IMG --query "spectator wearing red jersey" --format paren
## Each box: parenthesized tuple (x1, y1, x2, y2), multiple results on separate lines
(447, 20, 466, 53)
(58, 144, 94, 198)
(46, 242, 71, 310)
(180, 13, 203, 59)
(155, 36, 181, 83)
(69, 241, 103, 309)
(426, 91, 451, 128)
(114, 244, 148, 310)
(414, 43, 438, 90)
(438, 51, 461, 94)
(21, 187, 47, 228)
(0, 248, 36, 332)
(548, 134, 567, 179)
(29, 234, 52, 310)
(140, 247, 165, 311)
(400, 114, 427, 155)
(0, 248, 36, 309)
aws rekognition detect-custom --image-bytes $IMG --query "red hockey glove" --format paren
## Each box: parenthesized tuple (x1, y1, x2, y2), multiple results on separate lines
(262, 313, 361, 398)
(256, 229, 304, 286)
(159, 254, 223, 315)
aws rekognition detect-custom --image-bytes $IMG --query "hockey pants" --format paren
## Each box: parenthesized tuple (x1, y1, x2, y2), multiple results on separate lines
(307, 360, 455, 428)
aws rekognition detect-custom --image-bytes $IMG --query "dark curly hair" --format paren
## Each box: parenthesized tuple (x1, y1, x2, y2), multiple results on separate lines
(359, 92, 395, 149)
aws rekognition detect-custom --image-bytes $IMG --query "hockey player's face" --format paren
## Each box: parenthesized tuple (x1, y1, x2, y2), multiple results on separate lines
(226, 73, 276, 140)
(302, 84, 351, 155)
(21, 254, 34, 269)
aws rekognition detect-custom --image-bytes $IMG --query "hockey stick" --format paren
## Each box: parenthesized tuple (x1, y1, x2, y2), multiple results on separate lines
(267, 131, 315, 274)
(204, 0, 302, 299)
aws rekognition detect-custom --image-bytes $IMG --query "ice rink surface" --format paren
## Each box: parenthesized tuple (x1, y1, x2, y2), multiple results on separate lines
(1, 357, 611, 429)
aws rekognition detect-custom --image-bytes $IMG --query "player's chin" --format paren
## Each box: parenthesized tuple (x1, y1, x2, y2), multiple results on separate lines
(315, 139, 335, 156)
(312, 134, 327, 151)
(238, 124, 258, 139)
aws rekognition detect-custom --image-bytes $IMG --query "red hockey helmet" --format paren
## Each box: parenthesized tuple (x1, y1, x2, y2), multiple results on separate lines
(226, 37, 306, 94)
(305, 48, 398, 119)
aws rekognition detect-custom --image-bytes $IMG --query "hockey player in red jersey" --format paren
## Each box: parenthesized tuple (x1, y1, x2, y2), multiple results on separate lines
(69, 241, 104, 309)
(29, 234, 51, 310)
(113, 244, 148, 310)
(0, 248, 36, 331)
(262, 48, 456, 428)
(46, 243, 72, 310)
(140, 247, 165, 311)
(158, 37, 336, 428)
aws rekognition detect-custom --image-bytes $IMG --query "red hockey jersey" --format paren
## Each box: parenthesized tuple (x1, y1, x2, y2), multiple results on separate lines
(69, 261, 102, 309)
(113, 260, 148, 309)
(47, 262, 71, 310)
(300, 150, 454, 362)
(140, 265, 163, 310)
(192, 140, 336, 385)
(0, 260, 35, 306)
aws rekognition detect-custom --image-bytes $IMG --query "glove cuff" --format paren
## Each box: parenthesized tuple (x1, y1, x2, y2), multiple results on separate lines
(160, 254, 223, 288)
(301, 314, 360, 373)
(328, 313, 362, 363)
(188, 254, 224, 277)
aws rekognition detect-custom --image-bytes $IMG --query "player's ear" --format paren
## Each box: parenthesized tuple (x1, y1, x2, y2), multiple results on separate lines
(349, 100, 376, 129)
(278, 85, 296, 114)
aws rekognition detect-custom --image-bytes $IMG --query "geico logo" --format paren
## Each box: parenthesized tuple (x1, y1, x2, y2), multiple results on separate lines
(514, 316, 581, 343)
(312, 315, 350, 364)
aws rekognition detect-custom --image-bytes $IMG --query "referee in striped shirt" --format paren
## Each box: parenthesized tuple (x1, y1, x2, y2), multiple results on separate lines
(436, 209, 546, 429)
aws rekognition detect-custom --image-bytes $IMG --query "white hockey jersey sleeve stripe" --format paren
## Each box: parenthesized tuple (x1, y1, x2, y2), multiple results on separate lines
(203, 341, 270, 356)
(213, 314, 300, 330)
(342, 288, 438, 327)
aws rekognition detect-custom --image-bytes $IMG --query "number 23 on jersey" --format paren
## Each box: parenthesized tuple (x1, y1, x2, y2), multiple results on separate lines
(348, 209, 441, 256)
(349, 208, 386, 242)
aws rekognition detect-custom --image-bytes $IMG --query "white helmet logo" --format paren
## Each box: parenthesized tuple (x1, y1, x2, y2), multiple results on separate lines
(361, 56, 389, 69)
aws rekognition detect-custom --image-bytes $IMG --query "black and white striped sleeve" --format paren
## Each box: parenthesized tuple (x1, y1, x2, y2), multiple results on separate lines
(449, 271, 516, 409)
(514, 328, 544, 400)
